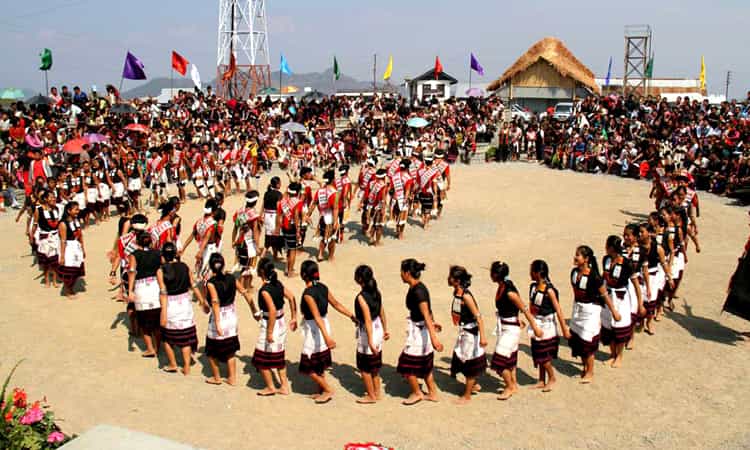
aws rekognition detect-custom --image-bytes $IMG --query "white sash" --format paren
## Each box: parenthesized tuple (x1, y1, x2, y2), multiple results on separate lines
(453, 324, 484, 362)
(493, 315, 520, 358)
(301, 317, 331, 357)
(134, 276, 160, 311)
(256, 314, 287, 353)
(165, 292, 195, 330)
(198, 243, 219, 281)
(570, 302, 602, 342)
(356, 317, 384, 355)
(403, 319, 434, 357)
(207, 303, 238, 340)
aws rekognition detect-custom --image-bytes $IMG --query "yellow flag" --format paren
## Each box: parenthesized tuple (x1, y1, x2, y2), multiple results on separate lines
(383, 55, 393, 81)
(699, 56, 706, 90)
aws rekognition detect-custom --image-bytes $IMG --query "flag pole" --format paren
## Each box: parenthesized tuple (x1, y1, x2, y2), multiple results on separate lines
(44, 71, 49, 96)
(170, 65, 174, 101)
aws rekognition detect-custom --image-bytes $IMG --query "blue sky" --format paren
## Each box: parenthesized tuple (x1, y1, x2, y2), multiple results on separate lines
(0, 0, 747, 99)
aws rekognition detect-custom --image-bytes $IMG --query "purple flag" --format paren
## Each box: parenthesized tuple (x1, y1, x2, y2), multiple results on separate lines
(470, 52, 484, 76)
(122, 51, 147, 80)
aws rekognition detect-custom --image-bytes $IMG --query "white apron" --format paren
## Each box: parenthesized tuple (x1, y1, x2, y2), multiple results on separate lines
(628, 278, 642, 315)
(112, 182, 125, 198)
(301, 317, 331, 357)
(453, 323, 484, 362)
(98, 183, 111, 202)
(164, 292, 195, 330)
(402, 319, 434, 357)
(647, 267, 665, 302)
(671, 251, 685, 279)
(63, 240, 84, 268)
(207, 303, 238, 339)
(134, 276, 160, 311)
(37, 231, 60, 258)
(601, 287, 632, 329)
(73, 192, 86, 209)
(256, 312, 287, 353)
(356, 317, 384, 355)
(530, 313, 558, 340)
(493, 315, 520, 358)
(86, 187, 98, 204)
(127, 177, 142, 192)
(570, 302, 602, 342)
(263, 210, 278, 235)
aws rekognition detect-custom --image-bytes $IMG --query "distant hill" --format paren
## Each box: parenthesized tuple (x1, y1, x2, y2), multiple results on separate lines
(122, 67, 399, 98)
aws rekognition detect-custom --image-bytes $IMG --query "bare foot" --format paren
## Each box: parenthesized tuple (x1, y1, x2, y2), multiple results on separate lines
(224, 378, 237, 386)
(610, 358, 622, 369)
(402, 393, 423, 405)
(315, 391, 333, 404)
(309, 393, 321, 400)
(277, 386, 290, 395)
(625, 342, 634, 350)
(205, 378, 222, 385)
(423, 394, 439, 402)
(181, 368, 190, 376)
(141, 352, 156, 358)
(257, 388, 276, 396)
(453, 397, 471, 405)
(531, 381, 546, 389)
(579, 376, 593, 384)
(162, 366, 179, 373)
(542, 380, 556, 392)
(356, 396, 376, 404)
(498, 387, 516, 400)
(472, 384, 482, 393)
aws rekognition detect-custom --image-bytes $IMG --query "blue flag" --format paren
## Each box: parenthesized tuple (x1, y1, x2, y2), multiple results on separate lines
(280, 54, 292, 76)
(605, 56, 612, 87)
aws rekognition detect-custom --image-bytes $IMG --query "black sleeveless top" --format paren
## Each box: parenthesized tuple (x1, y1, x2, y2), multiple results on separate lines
(622, 245, 644, 275)
(495, 280, 519, 318)
(406, 282, 431, 322)
(162, 261, 190, 295)
(63, 219, 82, 241)
(355, 290, 381, 322)
(570, 268, 604, 305)
(38, 206, 60, 232)
(602, 255, 634, 289)
(133, 249, 161, 280)
(646, 239, 660, 269)
(452, 288, 478, 325)
(259, 282, 285, 313)
(301, 282, 329, 320)
(209, 274, 237, 307)
(529, 282, 558, 317)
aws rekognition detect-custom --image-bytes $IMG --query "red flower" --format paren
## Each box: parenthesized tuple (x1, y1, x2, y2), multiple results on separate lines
(12, 388, 27, 408)
(4, 407, 14, 423)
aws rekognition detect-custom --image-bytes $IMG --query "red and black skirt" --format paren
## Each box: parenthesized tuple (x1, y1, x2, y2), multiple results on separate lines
(252, 349, 286, 371)
(161, 325, 198, 351)
(356, 351, 383, 375)
(205, 336, 240, 362)
(136, 308, 161, 334)
(396, 352, 434, 379)
(531, 336, 559, 367)
(299, 349, 332, 376)
(569, 331, 600, 359)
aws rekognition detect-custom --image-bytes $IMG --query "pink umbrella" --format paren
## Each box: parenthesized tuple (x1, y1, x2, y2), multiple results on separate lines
(124, 123, 150, 134)
(465, 87, 484, 98)
(84, 133, 109, 144)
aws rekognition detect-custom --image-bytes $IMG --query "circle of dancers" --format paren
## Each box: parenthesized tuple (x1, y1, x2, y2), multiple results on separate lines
(22, 149, 700, 405)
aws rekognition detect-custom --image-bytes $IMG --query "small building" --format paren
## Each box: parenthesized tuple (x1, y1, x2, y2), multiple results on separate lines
(488, 37, 600, 113)
(406, 68, 458, 103)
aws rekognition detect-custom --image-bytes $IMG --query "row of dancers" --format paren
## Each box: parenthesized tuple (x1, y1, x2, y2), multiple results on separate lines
(118, 203, 690, 404)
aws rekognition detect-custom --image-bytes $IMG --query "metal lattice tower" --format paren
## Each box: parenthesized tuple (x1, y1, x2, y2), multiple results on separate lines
(216, 0, 271, 99)
(622, 25, 652, 98)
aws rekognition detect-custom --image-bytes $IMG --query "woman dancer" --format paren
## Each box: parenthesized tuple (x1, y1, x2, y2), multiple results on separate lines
(353, 265, 389, 404)
(158, 242, 203, 374)
(396, 259, 444, 405)
(622, 224, 647, 350)
(600, 236, 636, 368)
(204, 253, 259, 386)
(252, 258, 298, 396)
(490, 261, 541, 400)
(32, 191, 60, 287)
(528, 260, 570, 392)
(569, 245, 620, 383)
(640, 224, 673, 335)
(57, 202, 85, 298)
(298, 260, 357, 404)
(448, 266, 487, 404)
(127, 231, 162, 358)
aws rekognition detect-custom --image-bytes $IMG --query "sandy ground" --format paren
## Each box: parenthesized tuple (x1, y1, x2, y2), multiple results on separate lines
(1, 162, 750, 450)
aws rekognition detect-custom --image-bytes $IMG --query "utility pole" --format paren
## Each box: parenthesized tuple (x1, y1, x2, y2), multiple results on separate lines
(373, 53, 377, 94)
(725, 70, 732, 100)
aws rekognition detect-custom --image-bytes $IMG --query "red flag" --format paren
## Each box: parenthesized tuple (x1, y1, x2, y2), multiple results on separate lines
(434, 56, 443, 79)
(222, 53, 236, 81)
(171, 51, 188, 76)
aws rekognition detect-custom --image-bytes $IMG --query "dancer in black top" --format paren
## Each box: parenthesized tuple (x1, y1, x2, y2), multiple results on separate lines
(252, 258, 298, 397)
(528, 260, 569, 392)
(127, 231, 162, 358)
(353, 265, 389, 404)
(447, 266, 487, 404)
(396, 259, 444, 405)
(298, 260, 357, 404)
(601, 236, 637, 368)
(158, 242, 204, 375)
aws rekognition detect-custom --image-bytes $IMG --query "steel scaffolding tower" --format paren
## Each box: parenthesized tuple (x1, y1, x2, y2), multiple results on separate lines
(623, 25, 652, 97)
(216, 0, 271, 99)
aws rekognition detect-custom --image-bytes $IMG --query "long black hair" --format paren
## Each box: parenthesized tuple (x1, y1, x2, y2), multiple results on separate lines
(355, 265, 381, 305)
(401, 258, 426, 279)
(576, 245, 601, 279)
(490, 261, 509, 283)
(449, 265, 472, 289)
(606, 235, 623, 254)
(257, 257, 281, 287)
(530, 259, 550, 282)
(62, 201, 78, 222)
(301, 260, 320, 283)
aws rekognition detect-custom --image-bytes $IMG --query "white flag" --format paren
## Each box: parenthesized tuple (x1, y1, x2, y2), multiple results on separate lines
(190, 64, 201, 90)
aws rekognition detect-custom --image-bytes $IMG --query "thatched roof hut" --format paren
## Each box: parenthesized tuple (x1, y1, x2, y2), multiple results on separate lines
(488, 37, 599, 111)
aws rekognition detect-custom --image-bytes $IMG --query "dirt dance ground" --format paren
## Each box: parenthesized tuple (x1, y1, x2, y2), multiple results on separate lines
(2, 162, 750, 450)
